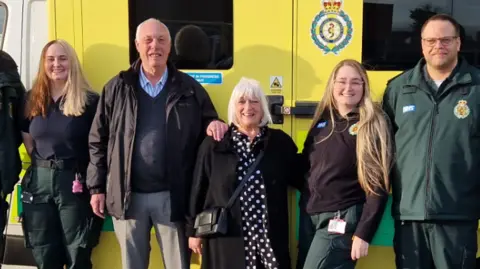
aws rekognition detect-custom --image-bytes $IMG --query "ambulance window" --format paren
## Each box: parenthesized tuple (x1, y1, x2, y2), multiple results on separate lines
(0, 3, 6, 49)
(362, 1, 480, 70)
(128, 0, 233, 70)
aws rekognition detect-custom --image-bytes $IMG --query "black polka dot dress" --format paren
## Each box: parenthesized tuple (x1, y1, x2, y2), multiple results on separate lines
(232, 127, 279, 269)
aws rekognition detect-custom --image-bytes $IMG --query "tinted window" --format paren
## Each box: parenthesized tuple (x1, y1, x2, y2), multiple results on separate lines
(362, 1, 480, 70)
(0, 4, 7, 49)
(129, 0, 233, 70)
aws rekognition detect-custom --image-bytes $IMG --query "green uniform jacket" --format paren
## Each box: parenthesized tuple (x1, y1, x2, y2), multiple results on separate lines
(0, 70, 25, 196)
(382, 57, 480, 221)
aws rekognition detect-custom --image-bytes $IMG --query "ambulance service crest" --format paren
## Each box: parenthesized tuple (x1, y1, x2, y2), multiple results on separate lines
(349, 123, 359, 136)
(311, 0, 353, 55)
(454, 100, 470, 119)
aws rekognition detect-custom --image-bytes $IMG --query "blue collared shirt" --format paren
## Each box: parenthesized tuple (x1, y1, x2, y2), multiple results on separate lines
(139, 67, 168, 97)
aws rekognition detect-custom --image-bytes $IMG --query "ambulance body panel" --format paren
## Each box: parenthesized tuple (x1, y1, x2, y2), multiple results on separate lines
(1, 0, 479, 268)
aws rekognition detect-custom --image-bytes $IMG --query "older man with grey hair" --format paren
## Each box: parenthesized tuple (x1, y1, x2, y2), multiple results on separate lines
(87, 18, 228, 269)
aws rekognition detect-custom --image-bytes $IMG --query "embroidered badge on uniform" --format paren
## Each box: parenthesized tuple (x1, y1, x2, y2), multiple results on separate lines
(453, 100, 470, 119)
(348, 123, 358, 135)
(316, 121, 327, 128)
(403, 105, 416, 113)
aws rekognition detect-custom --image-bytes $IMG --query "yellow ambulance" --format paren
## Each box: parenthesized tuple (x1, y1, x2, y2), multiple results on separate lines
(1, 0, 479, 268)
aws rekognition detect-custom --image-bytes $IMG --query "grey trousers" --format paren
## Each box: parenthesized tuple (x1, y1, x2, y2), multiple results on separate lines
(113, 191, 189, 269)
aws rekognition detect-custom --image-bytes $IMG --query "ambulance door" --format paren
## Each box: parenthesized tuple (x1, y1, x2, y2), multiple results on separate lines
(231, 0, 296, 264)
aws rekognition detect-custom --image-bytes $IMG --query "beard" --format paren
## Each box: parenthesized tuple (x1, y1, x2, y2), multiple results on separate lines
(429, 54, 458, 71)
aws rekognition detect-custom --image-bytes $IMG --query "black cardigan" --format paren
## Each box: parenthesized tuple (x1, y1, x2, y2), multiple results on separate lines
(186, 126, 304, 269)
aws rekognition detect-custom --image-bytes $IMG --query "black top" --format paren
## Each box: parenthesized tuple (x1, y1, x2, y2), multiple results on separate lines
(186, 127, 302, 269)
(130, 81, 169, 193)
(304, 110, 388, 243)
(22, 91, 99, 165)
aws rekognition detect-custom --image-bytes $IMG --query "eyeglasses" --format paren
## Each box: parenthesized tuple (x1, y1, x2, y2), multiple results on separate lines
(334, 80, 363, 88)
(421, 36, 458, 47)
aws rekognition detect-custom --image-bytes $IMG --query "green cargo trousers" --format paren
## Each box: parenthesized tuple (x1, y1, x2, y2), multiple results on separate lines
(296, 193, 315, 269)
(303, 204, 363, 269)
(21, 164, 102, 269)
(393, 220, 478, 269)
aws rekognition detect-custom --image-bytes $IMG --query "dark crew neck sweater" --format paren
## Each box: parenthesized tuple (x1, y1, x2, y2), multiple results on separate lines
(130, 81, 169, 193)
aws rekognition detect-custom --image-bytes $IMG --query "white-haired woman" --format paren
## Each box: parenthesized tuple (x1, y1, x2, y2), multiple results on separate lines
(301, 59, 394, 269)
(186, 77, 303, 269)
(20, 39, 102, 269)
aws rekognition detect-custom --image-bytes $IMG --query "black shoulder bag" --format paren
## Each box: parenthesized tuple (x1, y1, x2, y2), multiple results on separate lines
(194, 151, 264, 238)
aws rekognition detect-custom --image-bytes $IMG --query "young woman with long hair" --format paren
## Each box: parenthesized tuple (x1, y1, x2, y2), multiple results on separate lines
(20, 39, 102, 269)
(302, 59, 394, 269)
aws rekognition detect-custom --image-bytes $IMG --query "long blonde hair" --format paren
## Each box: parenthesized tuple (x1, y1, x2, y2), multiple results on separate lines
(311, 59, 393, 195)
(27, 39, 91, 118)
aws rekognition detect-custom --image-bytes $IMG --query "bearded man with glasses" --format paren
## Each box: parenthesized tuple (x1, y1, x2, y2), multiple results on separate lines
(382, 14, 480, 269)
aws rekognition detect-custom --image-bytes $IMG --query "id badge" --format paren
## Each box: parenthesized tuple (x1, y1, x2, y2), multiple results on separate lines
(327, 211, 346, 234)
(72, 173, 84, 193)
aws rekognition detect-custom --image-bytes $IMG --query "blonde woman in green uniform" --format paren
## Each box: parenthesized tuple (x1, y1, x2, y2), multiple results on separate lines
(21, 39, 102, 269)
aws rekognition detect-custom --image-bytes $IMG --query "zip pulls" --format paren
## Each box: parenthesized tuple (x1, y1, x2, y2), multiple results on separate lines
(166, 89, 194, 130)
(424, 99, 438, 219)
(166, 93, 182, 130)
(405, 84, 439, 219)
(173, 107, 181, 130)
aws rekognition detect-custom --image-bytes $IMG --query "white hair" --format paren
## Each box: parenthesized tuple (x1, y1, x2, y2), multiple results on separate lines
(227, 77, 273, 127)
(135, 18, 171, 42)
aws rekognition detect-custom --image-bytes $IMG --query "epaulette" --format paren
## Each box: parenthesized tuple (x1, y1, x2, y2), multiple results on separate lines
(386, 70, 409, 86)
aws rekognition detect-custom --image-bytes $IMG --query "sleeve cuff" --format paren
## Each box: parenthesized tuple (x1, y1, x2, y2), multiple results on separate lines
(185, 224, 196, 237)
(353, 232, 374, 244)
(89, 188, 105, 195)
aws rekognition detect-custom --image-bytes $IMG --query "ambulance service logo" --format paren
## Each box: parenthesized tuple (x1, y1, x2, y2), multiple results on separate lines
(310, 0, 353, 55)
(348, 123, 359, 136)
(454, 100, 470, 119)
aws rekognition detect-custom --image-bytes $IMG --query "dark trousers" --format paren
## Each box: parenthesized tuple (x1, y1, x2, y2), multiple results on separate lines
(303, 204, 363, 269)
(0, 197, 8, 257)
(296, 194, 315, 269)
(21, 166, 102, 269)
(394, 220, 478, 269)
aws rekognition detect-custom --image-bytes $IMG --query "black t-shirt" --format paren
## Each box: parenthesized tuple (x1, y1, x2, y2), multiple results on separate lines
(22, 91, 99, 163)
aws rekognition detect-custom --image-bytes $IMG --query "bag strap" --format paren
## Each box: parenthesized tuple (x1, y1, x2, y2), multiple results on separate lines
(225, 151, 264, 209)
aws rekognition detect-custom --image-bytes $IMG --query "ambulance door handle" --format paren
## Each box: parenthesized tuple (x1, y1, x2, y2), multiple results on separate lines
(266, 95, 317, 124)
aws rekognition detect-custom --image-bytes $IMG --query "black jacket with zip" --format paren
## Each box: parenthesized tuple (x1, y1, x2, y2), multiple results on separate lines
(0, 55, 25, 197)
(86, 59, 220, 222)
(382, 57, 480, 221)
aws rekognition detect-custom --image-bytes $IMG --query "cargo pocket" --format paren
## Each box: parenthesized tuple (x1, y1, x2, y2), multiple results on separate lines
(330, 204, 363, 251)
(461, 246, 476, 269)
(20, 166, 33, 191)
(78, 215, 104, 248)
(19, 212, 32, 249)
(88, 215, 104, 248)
(344, 203, 363, 234)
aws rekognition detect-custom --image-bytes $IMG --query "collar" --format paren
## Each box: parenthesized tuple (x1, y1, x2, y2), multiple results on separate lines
(405, 56, 472, 88)
(324, 108, 359, 122)
(139, 65, 168, 88)
(121, 59, 179, 87)
(214, 124, 270, 153)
